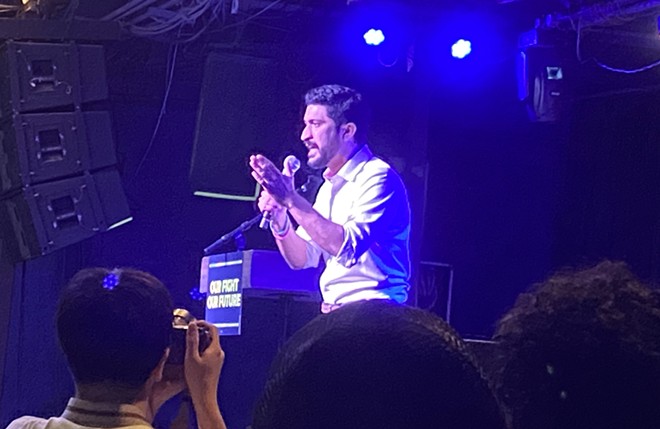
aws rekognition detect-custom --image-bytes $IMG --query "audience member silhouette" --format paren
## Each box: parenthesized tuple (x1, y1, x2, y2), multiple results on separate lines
(492, 260, 660, 429)
(253, 299, 505, 429)
(5, 268, 226, 429)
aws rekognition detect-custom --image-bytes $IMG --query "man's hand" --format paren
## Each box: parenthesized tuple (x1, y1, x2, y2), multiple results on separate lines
(257, 188, 287, 227)
(249, 154, 296, 207)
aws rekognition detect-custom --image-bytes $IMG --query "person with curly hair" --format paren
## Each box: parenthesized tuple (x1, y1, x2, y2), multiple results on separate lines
(492, 260, 660, 429)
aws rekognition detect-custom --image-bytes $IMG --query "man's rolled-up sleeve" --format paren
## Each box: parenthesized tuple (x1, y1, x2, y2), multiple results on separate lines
(295, 226, 323, 269)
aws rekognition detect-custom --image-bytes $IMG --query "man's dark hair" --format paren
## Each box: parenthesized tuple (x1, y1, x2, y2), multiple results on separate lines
(56, 268, 173, 391)
(492, 260, 660, 429)
(304, 84, 370, 145)
(253, 300, 505, 429)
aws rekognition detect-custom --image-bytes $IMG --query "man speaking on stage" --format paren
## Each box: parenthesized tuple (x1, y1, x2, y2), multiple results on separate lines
(249, 84, 411, 312)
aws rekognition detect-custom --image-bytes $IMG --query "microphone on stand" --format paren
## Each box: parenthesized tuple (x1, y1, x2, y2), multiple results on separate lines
(259, 155, 301, 230)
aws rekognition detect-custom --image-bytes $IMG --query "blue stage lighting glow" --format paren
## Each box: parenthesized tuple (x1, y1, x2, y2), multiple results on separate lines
(189, 287, 206, 301)
(363, 28, 385, 46)
(451, 39, 472, 59)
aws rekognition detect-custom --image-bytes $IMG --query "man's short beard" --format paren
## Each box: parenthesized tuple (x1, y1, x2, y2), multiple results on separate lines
(307, 152, 329, 170)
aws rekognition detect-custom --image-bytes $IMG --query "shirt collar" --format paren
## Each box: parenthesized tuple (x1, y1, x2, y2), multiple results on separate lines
(61, 397, 152, 428)
(323, 144, 373, 183)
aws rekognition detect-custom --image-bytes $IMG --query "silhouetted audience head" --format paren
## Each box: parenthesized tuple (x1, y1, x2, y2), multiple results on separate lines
(253, 300, 505, 429)
(492, 260, 660, 429)
(56, 267, 173, 400)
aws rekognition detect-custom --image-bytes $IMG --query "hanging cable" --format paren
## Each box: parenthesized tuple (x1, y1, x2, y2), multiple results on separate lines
(594, 57, 660, 74)
(132, 41, 179, 181)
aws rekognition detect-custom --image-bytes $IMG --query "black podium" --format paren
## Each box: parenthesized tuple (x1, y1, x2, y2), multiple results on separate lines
(196, 250, 322, 428)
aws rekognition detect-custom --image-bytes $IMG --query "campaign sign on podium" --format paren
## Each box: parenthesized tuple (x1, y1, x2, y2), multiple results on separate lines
(200, 252, 244, 335)
(200, 250, 320, 336)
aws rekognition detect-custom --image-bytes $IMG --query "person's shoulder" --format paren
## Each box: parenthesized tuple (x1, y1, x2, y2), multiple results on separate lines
(6, 416, 85, 429)
(361, 156, 406, 186)
(6, 416, 49, 429)
(366, 155, 390, 170)
(361, 155, 395, 175)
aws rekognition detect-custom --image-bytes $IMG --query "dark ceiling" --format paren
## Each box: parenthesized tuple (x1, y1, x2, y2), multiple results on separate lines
(32, 0, 660, 98)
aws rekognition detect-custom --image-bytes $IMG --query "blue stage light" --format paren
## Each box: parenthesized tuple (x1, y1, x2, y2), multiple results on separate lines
(363, 28, 385, 46)
(451, 39, 472, 59)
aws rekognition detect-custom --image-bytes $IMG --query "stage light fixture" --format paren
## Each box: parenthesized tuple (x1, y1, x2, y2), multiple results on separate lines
(363, 28, 385, 46)
(517, 28, 568, 122)
(451, 39, 472, 59)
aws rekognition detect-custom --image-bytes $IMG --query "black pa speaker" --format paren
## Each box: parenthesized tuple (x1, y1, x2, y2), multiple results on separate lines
(190, 53, 297, 201)
(0, 40, 130, 261)
(0, 111, 115, 195)
(0, 41, 107, 117)
(0, 169, 130, 260)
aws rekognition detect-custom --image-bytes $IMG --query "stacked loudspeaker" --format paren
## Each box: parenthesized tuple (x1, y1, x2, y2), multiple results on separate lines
(0, 41, 130, 261)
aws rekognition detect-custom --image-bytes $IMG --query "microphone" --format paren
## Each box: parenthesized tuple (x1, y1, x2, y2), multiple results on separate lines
(259, 155, 301, 230)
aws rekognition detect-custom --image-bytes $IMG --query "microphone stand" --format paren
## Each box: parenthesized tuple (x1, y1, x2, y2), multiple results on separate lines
(202, 176, 318, 256)
(203, 213, 261, 255)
